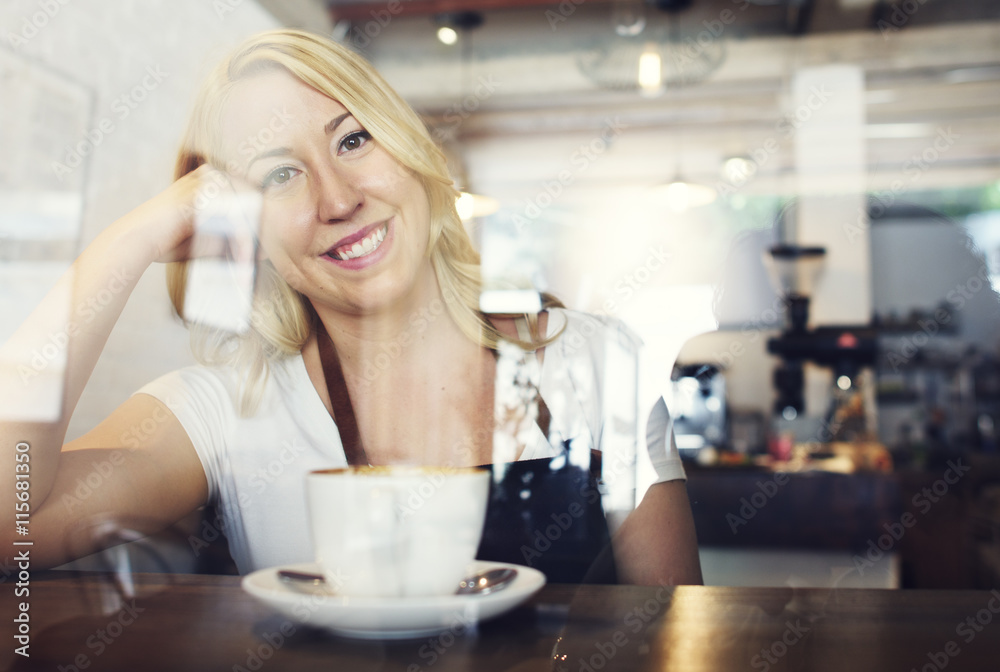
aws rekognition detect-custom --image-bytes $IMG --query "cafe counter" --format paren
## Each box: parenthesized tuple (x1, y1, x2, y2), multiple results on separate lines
(685, 451, 1000, 589)
(4, 570, 1000, 671)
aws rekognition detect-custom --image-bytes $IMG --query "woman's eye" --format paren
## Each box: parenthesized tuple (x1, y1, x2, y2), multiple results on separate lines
(263, 167, 297, 188)
(339, 131, 371, 154)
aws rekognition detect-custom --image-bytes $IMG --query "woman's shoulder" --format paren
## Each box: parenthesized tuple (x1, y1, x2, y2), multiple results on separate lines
(136, 352, 307, 414)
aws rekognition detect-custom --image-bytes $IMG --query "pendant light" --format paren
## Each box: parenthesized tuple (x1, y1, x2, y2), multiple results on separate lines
(654, 129, 716, 213)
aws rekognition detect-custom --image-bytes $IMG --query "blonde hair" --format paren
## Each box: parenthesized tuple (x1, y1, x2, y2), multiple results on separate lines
(168, 29, 558, 415)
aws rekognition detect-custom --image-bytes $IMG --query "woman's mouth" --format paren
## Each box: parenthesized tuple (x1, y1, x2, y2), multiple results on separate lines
(326, 223, 388, 261)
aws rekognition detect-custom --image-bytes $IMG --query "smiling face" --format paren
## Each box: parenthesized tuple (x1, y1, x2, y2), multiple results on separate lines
(218, 67, 436, 319)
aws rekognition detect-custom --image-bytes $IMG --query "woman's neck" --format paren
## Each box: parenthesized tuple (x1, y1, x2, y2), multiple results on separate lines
(311, 276, 479, 387)
(307, 278, 497, 465)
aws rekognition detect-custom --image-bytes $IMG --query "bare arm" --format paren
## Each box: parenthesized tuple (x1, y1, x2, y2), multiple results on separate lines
(1, 166, 216, 565)
(26, 395, 208, 568)
(613, 479, 703, 586)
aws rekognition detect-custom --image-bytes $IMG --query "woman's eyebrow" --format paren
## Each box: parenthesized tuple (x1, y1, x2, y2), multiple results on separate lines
(248, 147, 291, 171)
(245, 113, 355, 171)
(324, 112, 352, 136)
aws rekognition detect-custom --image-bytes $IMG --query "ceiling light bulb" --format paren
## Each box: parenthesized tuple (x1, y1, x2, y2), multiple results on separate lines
(638, 44, 662, 97)
(658, 180, 717, 213)
(613, 0, 646, 36)
(665, 181, 690, 212)
(723, 157, 755, 183)
(437, 26, 458, 45)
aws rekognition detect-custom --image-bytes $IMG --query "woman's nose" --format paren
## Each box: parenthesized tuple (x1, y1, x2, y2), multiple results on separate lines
(315, 165, 363, 223)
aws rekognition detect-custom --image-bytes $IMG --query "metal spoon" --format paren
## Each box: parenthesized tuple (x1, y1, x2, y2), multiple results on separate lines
(456, 567, 517, 595)
(278, 567, 517, 596)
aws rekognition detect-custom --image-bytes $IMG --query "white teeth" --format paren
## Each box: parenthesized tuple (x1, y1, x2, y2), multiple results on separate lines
(333, 224, 388, 260)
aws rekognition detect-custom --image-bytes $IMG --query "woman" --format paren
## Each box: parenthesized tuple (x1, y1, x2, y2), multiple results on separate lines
(1, 30, 701, 586)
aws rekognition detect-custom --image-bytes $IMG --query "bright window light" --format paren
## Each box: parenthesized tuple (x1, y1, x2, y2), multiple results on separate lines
(456, 192, 499, 221)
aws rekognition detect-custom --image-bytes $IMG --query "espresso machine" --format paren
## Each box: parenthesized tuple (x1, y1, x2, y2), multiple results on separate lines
(764, 245, 878, 440)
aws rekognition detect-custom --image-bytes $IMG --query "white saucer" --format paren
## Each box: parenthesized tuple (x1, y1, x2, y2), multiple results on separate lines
(241, 560, 546, 639)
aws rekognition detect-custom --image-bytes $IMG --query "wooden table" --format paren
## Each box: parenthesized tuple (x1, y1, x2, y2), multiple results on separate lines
(4, 570, 1000, 671)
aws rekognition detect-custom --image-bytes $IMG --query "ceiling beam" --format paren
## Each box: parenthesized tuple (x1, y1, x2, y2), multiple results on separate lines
(328, 0, 617, 22)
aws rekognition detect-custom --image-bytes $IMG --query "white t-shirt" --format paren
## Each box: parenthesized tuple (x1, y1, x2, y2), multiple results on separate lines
(138, 308, 685, 574)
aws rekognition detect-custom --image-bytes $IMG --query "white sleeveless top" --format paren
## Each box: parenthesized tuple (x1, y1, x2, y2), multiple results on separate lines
(138, 308, 685, 574)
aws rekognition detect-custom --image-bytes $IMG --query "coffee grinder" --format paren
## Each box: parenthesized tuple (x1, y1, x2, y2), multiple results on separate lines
(764, 244, 878, 440)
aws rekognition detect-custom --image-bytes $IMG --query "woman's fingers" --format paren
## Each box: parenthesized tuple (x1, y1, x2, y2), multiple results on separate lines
(186, 171, 262, 261)
(142, 164, 262, 264)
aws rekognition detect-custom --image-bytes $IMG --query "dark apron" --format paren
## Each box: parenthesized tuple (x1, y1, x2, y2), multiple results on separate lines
(318, 317, 618, 583)
(476, 449, 618, 584)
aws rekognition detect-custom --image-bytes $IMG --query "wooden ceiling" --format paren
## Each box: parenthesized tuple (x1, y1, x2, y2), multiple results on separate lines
(269, 1, 1000, 204)
(325, 0, 1000, 34)
(328, 0, 619, 22)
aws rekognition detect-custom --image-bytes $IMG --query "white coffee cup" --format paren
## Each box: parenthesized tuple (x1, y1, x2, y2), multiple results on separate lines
(306, 466, 490, 598)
